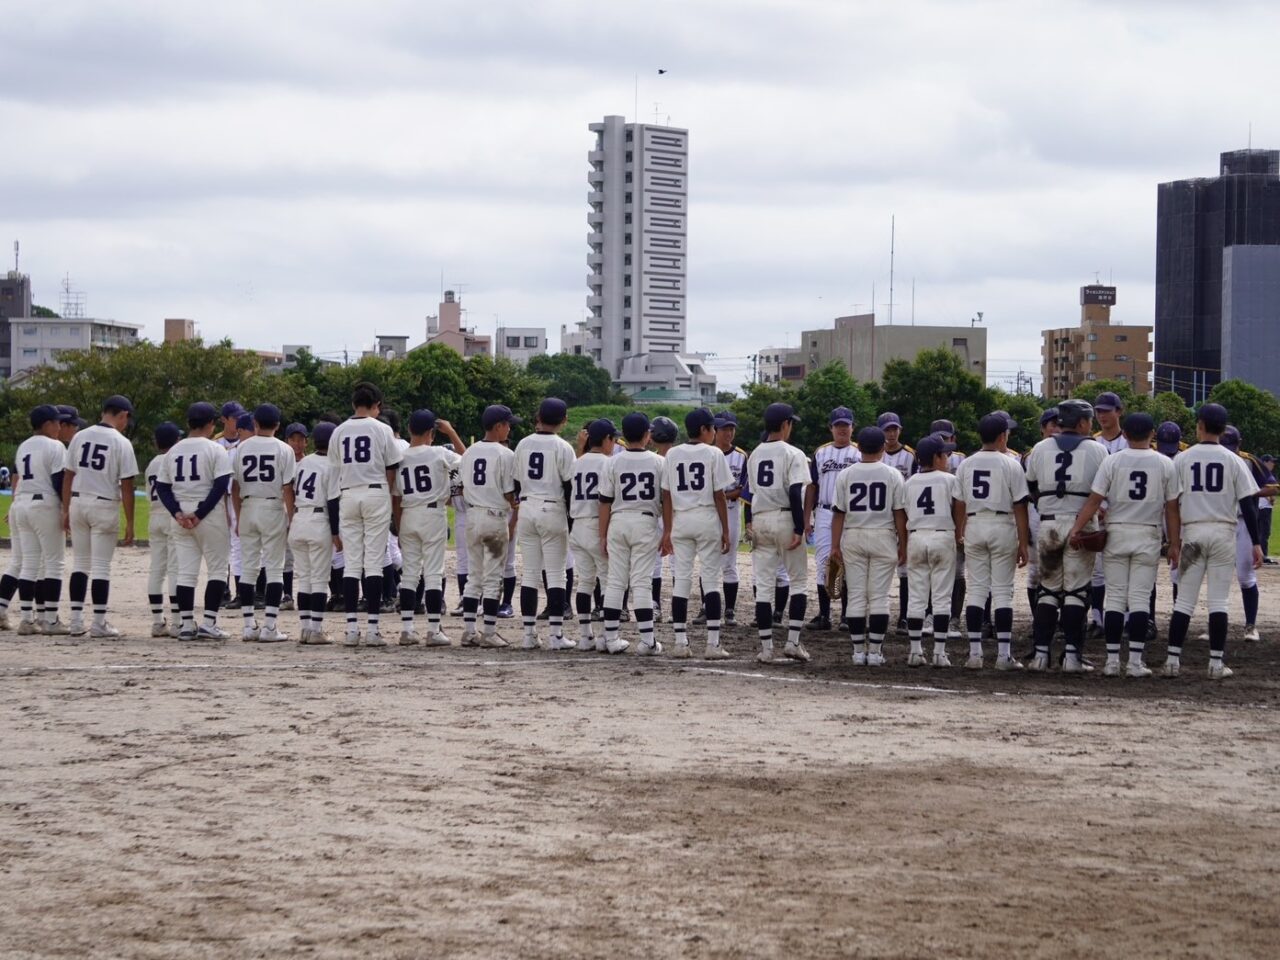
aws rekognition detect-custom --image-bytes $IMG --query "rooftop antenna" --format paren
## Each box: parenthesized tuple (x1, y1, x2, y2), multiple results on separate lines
(60, 272, 85, 318)
(888, 215, 896, 325)
(13, 240, 18, 273)
(1248, 121, 1252, 150)
(653, 101, 661, 124)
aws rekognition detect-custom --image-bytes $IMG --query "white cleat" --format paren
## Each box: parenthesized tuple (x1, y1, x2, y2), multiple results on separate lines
(995, 655, 1023, 671)
(68, 619, 87, 636)
(1126, 659, 1153, 678)
(964, 655, 984, 671)
(0, 612, 8, 630)
(548, 635, 578, 651)
(257, 626, 290, 643)
(424, 630, 452, 647)
(398, 629, 421, 646)
(1197, 632, 1209, 642)
(363, 632, 387, 648)
(521, 635, 542, 650)
(866, 651, 886, 667)
(178, 629, 201, 642)
(16, 620, 40, 635)
(1062, 654, 1087, 674)
(151, 621, 169, 638)
(167, 622, 182, 639)
(301, 630, 333, 646)
(41, 619, 68, 636)
(635, 640, 663, 656)
(671, 642, 692, 659)
(783, 640, 811, 663)
(932, 651, 953, 668)
(460, 630, 479, 647)
(606, 637, 630, 655)
(756, 649, 782, 664)
(342, 631, 361, 647)
(1027, 652, 1051, 673)
(1102, 660, 1122, 677)
(1161, 659, 1180, 678)
(1244, 626, 1261, 643)
(1207, 662, 1234, 680)
(852, 650, 868, 666)
(704, 645, 731, 661)
(907, 651, 928, 667)
(576, 636, 596, 652)
(196, 624, 228, 641)
(242, 627, 260, 642)
(594, 637, 608, 653)
(478, 632, 509, 649)
(90, 622, 122, 639)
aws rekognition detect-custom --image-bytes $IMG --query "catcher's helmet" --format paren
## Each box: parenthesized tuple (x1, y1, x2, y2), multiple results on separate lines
(1057, 398, 1095, 430)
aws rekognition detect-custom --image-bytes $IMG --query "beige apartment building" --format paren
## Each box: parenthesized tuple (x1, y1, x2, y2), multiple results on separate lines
(1042, 286, 1151, 399)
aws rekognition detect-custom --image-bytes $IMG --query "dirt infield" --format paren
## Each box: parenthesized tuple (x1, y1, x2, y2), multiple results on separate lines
(2, 547, 1279, 959)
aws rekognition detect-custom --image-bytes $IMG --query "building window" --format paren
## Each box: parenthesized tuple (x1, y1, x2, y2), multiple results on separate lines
(623, 339, 631, 351)
(624, 318, 631, 329)
(22, 348, 37, 357)
(624, 233, 632, 244)
(624, 213, 632, 224)
(505, 336, 520, 348)
(1115, 354, 1129, 361)
(22, 326, 36, 336)
(625, 173, 632, 184)
(625, 151, 633, 162)
(1087, 353, 1097, 361)
(952, 337, 967, 347)
(625, 192, 632, 204)
(624, 254, 632, 266)
(573, 346, 582, 355)
(523, 337, 539, 348)
(624, 274, 631, 287)
(624, 296, 632, 308)
(625, 129, 633, 142)
(1115, 334, 1128, 342)
(1086, 372, 1097, 381)
(811, 339, 818, 348)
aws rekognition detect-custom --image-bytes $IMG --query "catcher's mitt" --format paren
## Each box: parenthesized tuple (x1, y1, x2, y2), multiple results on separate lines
(1073, 529, 1108, 552)
(825, 554, 846, 600)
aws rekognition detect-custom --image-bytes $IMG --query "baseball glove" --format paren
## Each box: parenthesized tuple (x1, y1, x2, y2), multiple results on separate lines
(825, 555, 846, 600)
(1073, 529, 1108, 552)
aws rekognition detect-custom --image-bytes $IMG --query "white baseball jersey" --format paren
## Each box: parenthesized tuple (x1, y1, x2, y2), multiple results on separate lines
(882, 445, 916, 482)
(745, 440, 810, 513)
(160, 437, 232, 503)
(395, 444, 461, 508)
(662, 442, 731, 512)
(603, 449, 665, 515)
(232, 436, 296, 499)
(144, 453, 166, 507)
(1173, 443, 1259, 524)
(460, 441, 516, 510)
(832, 461, 906, 529)
(1095, 431, 1129, 455)
(721, 445, 747, 491)
(904, 470, 960, 531)
(293, 451, 337, 508)
(957, 450, 1031, 515)
(1090, 448, 1179, 525)
(327, 416, 402, 489)
(946, 451, 966, 474)
(811, 442, 861, 508)
(1024, 435, 1108, 518)
(14, 435, 66, 500)
(514, 432, 575, 500)
(65, 423, 138, 499)
(570, 452, 611, 521)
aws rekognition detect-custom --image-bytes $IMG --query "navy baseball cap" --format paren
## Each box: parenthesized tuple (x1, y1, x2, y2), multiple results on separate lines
(685, 408, 716, 435)
(830, 406, 855, 426)
(56, 404, 79, 424)
(763, 402, 799, 431)
(408, 409, 437, 435)
(103, 394, 134, 415)
(930, 419, 956, 436)
(187, 401, 218, 425)
(650, 416, 678, 443)
(916, 434, 955, 463)
(1222, 425, 1241, 449)
(587, 418, 619, 445)
(284, 422, 308, 439)
(876, 412, 902, 429)
(1156, 421, 1182, 456)
(1122, 412, 1156, 439)
(1197, 402, 1228, 434)
(1262, 454, 1276, 464)
(1094, 392, 1124, 412)
(253, 403, 281, 427)
(29, 404, 60, 429)
(857, 426, 886, 454)
(1040, 407, 1060, 427)
(482, 404, 522, 429)
(978, 412, 1011, 443)
(154, 421, 183, 449)
(312, 421, 336, 451)
(622, 412, 651, 443)
(236, 413, 254, 431)
(220, 401, 244, 419)
(537, 398, 568, 425)
(991, 409, 1018, 430)
(713, 410, 738, 429)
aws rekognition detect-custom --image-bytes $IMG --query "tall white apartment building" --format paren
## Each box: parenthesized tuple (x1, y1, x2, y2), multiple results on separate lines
(586, 115, 715, 402)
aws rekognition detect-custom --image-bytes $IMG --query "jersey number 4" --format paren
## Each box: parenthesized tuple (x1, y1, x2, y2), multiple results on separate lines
(916, 487, 936, 515)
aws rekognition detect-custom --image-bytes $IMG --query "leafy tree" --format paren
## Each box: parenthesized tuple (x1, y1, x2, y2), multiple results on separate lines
(987, 388, 1046, 453)
(1208, 379, 1280, 455)
(715, 390, 737, 405)
(879, 348, 990, 449)
(792, 362, 878, 451)
(1148, 391, 1195, 437)
(728, 381, 795, 450)
(526, 353, 615, 407)
(31, 305, 59, 318)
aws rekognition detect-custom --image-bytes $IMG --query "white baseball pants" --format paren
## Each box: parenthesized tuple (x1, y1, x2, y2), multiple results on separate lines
(721, 503, 740, 584)
(570, 521, 607, 596)
(1102, 524, 1161, 614)
(338, 486, 392, 579)
(174, 505, 231, 588)
(965, 515, 1018, 610)
(463, 508, 511, 601)
(672, 507, 723, 597)
(148, 509, 180, 598)
(1037, 517, 1096, 607)
(750, 509, 807, 596)
(906, 529, 955, 620)
(517, 499, 569, 589)
(814, 506, 834, 588)
(1175, 521, 1237, 616)
(399, 504, 448, 589)
(1236, 517, 1258, 588)
(604, 512, 662, 610)
(69, 497, 119, 580)
(288, 507, 333, 595)
(840, 527, 899, 619)
(238, 497, 289, 582)
(14, 498, 64, 581)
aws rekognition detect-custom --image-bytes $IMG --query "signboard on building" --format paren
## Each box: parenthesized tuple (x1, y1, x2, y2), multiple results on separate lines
(1081, 285, 1117, 306)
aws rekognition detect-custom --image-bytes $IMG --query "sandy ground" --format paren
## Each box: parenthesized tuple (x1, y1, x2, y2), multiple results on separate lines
(2, 546, 1279, 959)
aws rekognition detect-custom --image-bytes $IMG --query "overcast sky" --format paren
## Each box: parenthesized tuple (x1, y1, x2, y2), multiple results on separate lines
(4, 0, 1277, 392)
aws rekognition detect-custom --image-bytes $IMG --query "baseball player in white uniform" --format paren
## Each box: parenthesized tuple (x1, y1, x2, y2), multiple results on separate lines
(459, 405, 520, 647)
(1164, 403, 1262, 679)
(154, 402, 235, 640)
(877, 412, 916, 632)
(662, 408, 733, 658)
(225, 411, 255, 605)
(290, 422, 338, 644)
(930, 418, 968, 636)
(646, 416, 680, 618)
(830, 425, 908, 666)
(956, 413, 1032, 671)
(231, 404, 296, 642)
(1222, 426, 1275, 641)
(1024, 399, 1108, 673)
(904, 434, 965, 667)
(328, 381, 403, 646)
(1024, 408, 1061, 614)
(11, 406, 69, 634)
(144, 422, 183, 637)
(393, 410, 463, 647)
(745, 402, 813, 664)
(570, 419, 616, 650)
(1089, 392, 1129, 634)
(601, 413, 667, 655)
(1067, 413, 1179, 677)
(806, 407, 860, 631)
(710, 412, 746, 623)
(514, 398, 577, 651)
(62, 394, 138, 638)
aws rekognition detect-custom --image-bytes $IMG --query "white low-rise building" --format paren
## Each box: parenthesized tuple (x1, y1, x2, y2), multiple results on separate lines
(496, 326, 547, 365)
(10, 316, 142, 376)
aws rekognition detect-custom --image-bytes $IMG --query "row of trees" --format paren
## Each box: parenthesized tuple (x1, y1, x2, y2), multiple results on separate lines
(2, 339, 1278, 465)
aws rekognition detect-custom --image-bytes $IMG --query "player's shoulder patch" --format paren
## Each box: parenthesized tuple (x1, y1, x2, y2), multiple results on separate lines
(734, 446, 747, 456)
(815, 441, 832, 452)
(901, 444, 915, 455)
